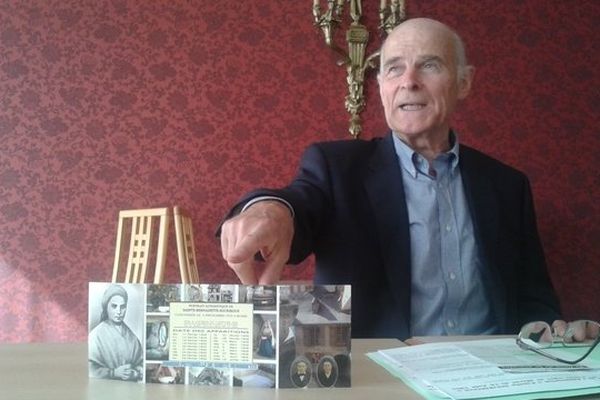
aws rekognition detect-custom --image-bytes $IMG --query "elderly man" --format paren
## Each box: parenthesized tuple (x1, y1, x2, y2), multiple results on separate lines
(290, 359, 311, 388)
(219, 18, 561, 340)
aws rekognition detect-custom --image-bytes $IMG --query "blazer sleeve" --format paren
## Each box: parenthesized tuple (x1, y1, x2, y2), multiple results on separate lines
(216, 143, 334, 265)
(516, 177, 562, 325)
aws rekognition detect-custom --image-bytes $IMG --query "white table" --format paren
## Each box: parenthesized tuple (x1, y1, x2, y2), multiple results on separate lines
(0, 338, 422, 400)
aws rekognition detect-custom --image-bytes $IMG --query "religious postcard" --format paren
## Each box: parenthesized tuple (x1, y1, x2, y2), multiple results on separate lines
(88, 283, 351, 388)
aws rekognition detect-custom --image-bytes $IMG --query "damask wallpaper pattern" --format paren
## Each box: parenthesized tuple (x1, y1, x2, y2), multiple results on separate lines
(0, 0, 598, 342)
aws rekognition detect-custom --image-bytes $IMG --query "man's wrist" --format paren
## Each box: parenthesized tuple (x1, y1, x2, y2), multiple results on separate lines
(241, 196, 295, 218)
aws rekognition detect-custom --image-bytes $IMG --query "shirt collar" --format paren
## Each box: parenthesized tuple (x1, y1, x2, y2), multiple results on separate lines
(392, 131, 460, 178)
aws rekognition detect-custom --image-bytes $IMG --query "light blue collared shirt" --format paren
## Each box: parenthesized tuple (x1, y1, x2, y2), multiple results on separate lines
(392, 132, 497, 336)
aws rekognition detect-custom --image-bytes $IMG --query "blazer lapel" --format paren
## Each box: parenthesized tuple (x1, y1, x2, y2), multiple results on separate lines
(363, 133, 412, 322)
(459, 146, 507, 329)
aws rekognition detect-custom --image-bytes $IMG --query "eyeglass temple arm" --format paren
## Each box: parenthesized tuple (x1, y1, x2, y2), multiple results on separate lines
(522, 336, 600, 365)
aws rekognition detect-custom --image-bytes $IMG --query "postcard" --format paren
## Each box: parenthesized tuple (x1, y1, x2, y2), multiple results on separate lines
(88, 283, 351, 388)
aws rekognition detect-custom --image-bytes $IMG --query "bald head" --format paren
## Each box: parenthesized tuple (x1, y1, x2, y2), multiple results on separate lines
(380, 18, 469, 81)
(376, 17, 474, 155)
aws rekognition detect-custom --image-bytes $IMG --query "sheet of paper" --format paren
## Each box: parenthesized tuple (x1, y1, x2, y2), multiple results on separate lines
(169, 302, 254, 366)
(370, 338, 600, 400)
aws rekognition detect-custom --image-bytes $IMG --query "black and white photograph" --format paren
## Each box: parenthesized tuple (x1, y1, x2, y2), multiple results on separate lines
(183, 284, 203, 302)
(147, 284, 181, 313)
(188, 367, 231, 386)
(186, 284, 238, 303)
(246, 286, 277, 311)
(254, 314, 276, 360)
(278, 285, 351, 388)
(145, 363, 184, 384)
(316, 355, 338, 387)
(289, 356, 312, 388)
(146, 317, 169, 360)
(233, 364, 276, 388)
(88, 283, 145, 381)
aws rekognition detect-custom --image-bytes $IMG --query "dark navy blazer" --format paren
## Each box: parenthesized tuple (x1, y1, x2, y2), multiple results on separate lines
(226, 132, 561, 340)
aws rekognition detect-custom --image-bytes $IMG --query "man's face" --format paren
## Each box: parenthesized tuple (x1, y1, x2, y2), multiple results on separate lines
(296, 362, 307, 375)
(107, 295, 127, 324)
(323, 361, 332, 374)
(378, 19, 472, 144)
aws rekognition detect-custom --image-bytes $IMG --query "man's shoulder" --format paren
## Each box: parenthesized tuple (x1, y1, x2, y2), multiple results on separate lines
(304, 134, 389, 165)
(311, 135, 386, 152)
(460, 144, 527, 179)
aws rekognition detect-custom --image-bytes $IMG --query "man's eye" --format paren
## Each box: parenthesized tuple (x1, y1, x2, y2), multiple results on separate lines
(423, 62, 439, 71)
(386, 66, 402, 76)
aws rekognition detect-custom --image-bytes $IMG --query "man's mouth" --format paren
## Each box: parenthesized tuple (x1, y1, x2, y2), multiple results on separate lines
(399, 103, 425, 111)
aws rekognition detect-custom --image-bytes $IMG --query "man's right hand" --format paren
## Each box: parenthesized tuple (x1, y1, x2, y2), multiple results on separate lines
(220, 200, 294, 285)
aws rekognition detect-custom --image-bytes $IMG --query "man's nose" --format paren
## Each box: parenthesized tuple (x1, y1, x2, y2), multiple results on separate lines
(400, 67, 420, 90)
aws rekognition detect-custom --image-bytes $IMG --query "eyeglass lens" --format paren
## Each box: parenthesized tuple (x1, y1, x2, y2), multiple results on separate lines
(519, 320, 600, 349)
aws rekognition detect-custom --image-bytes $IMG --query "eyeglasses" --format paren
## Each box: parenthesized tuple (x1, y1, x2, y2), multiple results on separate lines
(516, 320, 600, 365)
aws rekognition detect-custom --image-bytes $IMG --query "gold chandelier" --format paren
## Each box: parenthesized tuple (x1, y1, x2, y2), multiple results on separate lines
(312, 0, 406, 138)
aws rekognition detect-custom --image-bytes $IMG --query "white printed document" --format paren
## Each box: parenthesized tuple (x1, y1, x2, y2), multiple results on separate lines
(368, 338, 600, 400)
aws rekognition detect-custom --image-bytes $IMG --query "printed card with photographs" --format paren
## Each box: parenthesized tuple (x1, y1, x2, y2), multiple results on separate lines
(88, 283, 351, 388)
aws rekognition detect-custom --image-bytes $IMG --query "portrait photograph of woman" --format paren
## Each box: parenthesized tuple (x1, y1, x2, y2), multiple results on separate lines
(88, 283, 145, 381)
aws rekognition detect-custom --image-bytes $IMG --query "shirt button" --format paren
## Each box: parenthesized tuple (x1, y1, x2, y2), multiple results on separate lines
(446, 225, 452, 232)
(447, 320, 455, 329)
(449, 272, 456, 280)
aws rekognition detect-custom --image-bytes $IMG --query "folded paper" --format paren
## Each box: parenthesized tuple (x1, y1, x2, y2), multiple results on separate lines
(88, 283, 351, 388)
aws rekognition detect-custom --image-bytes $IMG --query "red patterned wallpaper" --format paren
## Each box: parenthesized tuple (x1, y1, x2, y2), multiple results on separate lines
(0, 1, 598, 342)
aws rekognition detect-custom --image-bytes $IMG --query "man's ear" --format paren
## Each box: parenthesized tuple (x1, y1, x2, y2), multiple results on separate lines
(458, 66, 475, 99)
